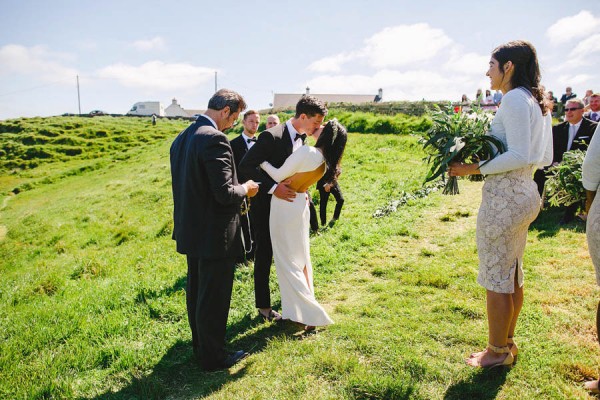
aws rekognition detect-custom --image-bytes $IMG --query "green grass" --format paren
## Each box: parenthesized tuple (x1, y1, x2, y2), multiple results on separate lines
(0, 117, 596, 399)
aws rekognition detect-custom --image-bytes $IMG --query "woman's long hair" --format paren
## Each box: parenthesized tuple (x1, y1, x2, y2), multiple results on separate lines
(492, 40, 550, 115)
(315, 119, 347, 184)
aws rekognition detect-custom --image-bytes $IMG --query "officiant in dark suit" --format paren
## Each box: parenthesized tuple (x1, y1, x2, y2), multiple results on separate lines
(170, 89, 259, 371)
(230, 110, 261, 263)
(238, 95, 328, 322)
(534, 98, 597, 223)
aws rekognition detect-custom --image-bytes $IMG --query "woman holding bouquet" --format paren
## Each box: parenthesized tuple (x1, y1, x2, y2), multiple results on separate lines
(448, 40, 553, 368)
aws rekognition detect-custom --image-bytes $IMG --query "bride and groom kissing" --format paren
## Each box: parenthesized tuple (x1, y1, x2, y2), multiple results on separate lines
(170, 90, 347, 371)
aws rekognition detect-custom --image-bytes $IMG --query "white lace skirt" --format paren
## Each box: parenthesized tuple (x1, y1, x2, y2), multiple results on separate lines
(476, 167, 541, 293)
(588, 195, 600, 285)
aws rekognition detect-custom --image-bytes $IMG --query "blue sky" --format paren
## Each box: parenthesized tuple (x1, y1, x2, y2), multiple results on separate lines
(0, 0, 598, 120)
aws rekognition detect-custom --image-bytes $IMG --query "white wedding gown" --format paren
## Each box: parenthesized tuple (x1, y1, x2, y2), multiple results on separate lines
(261, 145, 334, 326)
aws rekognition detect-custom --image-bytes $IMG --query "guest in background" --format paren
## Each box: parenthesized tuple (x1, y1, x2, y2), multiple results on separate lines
(475, 88, 483, 105)
(583, 89, 594, 108)
(584, 93, 600, 122)
(266, 114, 280, 129)
(493, 90, 503, 105)
(560, 86, 576, 104)
(317, 166, 344, 227)
(582, 125, 600, 394)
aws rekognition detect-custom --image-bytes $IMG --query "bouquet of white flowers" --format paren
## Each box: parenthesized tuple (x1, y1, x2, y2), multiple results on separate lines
(421, 105, 506, 195)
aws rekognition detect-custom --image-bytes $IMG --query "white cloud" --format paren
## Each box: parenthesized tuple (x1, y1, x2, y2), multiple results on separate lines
(443, 50, 489, 75)
(557, 73, 594, 87)
(569, 33, 600, 60)
(308, 53, 355, 73)
(362, 24, 453, 68)
(0, 44, 78, 82)
(546, 10, 600, 45)
(131, 36, 166, 51)
(96, 61, 215, 91)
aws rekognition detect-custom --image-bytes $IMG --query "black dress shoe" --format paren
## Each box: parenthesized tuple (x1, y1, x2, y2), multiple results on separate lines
(202, 350, 248, 371)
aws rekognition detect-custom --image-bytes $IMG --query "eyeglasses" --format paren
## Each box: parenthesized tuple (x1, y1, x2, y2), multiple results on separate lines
(565, 107, 583, 112)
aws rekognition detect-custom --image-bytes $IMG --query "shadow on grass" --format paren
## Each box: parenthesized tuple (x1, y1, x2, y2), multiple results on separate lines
(90, 307, 313, 399)
(530, 207, 585, 239)
(443, 367, 510, 400)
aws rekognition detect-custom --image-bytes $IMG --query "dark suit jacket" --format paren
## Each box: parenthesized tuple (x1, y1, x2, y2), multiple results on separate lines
(552, 118, 598, 163)
(230, 134, 249, 170)
(170, 116, 247, 259)
(238, 123, 294, 196)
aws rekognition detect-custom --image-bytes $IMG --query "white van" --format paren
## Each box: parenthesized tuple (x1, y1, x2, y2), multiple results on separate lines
(126, 101, 165, 116)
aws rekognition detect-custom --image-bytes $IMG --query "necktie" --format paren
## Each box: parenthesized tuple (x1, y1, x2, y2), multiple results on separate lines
(246, 138, 257, 143)
(294, 133, 307, 142)
(592, 112, 598, 122)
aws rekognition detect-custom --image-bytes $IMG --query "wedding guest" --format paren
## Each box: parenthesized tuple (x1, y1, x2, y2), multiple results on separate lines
(230, 110, 261, 263)
(475, 88, 484, 105)
(582, 125, 600, 394)
(317, 166, 344, 227)
(483, 89, 498, 111)
(266, 114, 281, 129)
(584, 93, 600, 122)
(583, 89, 594, 108)
(493, 90, 503, 105)
(448, 40, 553, 368)
(170, 89, 259, 371)
(560, 86, 576, 104)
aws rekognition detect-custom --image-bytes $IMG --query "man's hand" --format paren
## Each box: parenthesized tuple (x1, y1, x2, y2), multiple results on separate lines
(323, 183, 331, 193)
(273, 180, 296, 202)
(243, 180, 259, 197)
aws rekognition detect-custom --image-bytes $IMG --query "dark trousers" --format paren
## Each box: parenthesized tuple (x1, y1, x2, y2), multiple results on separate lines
(252, 193, 273, 309)
(308, 197, 319, 232)
(533, 168, 546, 197)
(238, 206, 256, 263)
(318, 182, 344, 226)
(186, 255, 235, 369)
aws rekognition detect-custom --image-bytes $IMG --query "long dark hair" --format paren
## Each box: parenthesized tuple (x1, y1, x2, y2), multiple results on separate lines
(491, 40, 550, 115)
(315, 119, 347, 184)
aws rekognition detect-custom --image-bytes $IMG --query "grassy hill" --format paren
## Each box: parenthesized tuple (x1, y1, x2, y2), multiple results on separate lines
(0, 116, 595, 399)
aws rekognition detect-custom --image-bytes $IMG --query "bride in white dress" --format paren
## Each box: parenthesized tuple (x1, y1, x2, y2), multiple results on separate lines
(260, 119, 347, 328)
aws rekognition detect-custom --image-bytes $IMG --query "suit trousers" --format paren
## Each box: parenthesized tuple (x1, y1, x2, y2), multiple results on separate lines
(186, 255, 235, 369)
(318, 182, 344, 226)
(252, 193, 273, 309)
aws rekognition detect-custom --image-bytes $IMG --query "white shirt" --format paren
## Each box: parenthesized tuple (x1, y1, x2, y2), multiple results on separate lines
(479, 88, 553, 175)
(241, 131, 256, 150)
(583, 124, 600, 191)
(268, 119, 305, 194)
(201, 114, 217, 130)
(568, 120, 582, 150)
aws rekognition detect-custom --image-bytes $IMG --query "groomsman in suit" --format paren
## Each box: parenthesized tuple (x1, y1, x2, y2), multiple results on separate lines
(584, 93, 600, 122)
(534, 98, 597, 223)
(170, 89, 259, 371)
(239, 95, 327, 321)
(230, 110, 261, 262)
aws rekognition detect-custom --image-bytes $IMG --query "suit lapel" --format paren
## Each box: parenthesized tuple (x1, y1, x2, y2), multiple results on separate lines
(282, 125, 293, 157)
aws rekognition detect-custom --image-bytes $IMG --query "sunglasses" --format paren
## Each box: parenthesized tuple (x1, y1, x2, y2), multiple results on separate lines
(565, 107, 583, 112)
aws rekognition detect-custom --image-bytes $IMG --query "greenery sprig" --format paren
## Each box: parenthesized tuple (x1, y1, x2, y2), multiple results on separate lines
(545, 149, 586, 207)
(421, 104, 505, 195)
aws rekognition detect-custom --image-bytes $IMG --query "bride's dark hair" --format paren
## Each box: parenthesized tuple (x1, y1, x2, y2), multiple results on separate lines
(315, 119, 347, 184)
(491, 40, 550, 115)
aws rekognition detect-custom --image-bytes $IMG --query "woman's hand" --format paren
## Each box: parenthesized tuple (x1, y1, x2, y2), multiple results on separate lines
(447, 162, 481, 177)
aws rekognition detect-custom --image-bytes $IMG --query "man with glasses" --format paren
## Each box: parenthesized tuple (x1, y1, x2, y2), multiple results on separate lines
(537, 98, 597, 224)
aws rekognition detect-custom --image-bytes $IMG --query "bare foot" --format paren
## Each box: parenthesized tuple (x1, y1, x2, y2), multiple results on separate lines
(585, 380, 600, 394)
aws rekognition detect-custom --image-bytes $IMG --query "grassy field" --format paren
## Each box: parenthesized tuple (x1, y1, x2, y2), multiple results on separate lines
(0, 116, 596, 399)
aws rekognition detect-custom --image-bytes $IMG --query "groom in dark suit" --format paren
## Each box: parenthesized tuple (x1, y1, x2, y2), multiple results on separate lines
(239, 95, 327, 321)
(170, 89, 259, 371)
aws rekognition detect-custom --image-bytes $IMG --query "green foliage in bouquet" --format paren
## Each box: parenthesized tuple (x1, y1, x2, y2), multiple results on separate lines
(545, 149, 586, 207)
(421, 104, 506, 195)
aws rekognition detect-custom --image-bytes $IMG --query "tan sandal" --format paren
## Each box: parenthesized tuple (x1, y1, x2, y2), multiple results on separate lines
(466, 343, 514, 369)
(507, 337, 518, 364)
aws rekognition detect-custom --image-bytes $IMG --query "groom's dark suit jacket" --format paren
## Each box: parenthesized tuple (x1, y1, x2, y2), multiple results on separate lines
(552, 118, 597, 163)
(170, 116, 247, 259)
(238, 123, 294, 308)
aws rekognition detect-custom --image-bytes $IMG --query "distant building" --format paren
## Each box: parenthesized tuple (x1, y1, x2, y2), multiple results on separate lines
(164, 98, 204, 118)
(272, 87, 383, 109)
